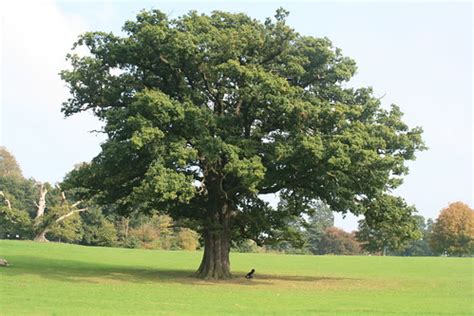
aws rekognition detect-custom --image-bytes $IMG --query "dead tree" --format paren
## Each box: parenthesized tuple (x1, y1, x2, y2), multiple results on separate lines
(33, 184, 86, 242)
(0, 191, 11, 210)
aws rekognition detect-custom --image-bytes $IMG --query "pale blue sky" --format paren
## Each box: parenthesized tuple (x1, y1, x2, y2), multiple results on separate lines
(1, 1, 472, 231)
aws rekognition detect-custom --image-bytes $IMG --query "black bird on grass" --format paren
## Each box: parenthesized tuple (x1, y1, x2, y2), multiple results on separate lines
(245, 269, 255, 279)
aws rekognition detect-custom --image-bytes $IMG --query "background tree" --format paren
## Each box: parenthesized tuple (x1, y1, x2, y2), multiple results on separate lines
(61, 8, 425, 278)
(48, 211, 84, 243)
(123, 212, 200, 250)
(392, 215, 433, 256)
(0, 147, 22, 179)
(318, 227, 361, 255)
(0, 149, 42, 240)
(177, 228, 200, 251)
(0, 180, 87, 242)
(128, 213, 173, 249)
(430, 202, 473, 256)
(0, 164, 37, 222)
(356, 196, 421, 255)
(232, 238, 261, 253)
(0, 191, 32, 239)
(303, 201, 334, 254)
(264, 198, 335, 255)
(30, 184, 87, 242)
(81, 208, 118, 247)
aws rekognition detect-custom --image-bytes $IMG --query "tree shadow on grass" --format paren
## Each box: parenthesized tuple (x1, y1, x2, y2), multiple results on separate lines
(3, 255, 356, 287)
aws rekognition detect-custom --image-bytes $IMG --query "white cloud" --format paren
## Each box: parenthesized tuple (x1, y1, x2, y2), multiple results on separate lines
(2, 0, 86, 110)
(0, 0, 105, 183)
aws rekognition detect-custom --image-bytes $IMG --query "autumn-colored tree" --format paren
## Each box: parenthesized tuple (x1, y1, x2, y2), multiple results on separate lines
(430, 202, 474, 256)
(128, 214, 172, 248)
(177, 228, 200, 251)
(318, 227, 361, 255)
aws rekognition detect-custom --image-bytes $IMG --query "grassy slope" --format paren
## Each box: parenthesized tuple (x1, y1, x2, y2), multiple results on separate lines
(0, 240, 472, 315)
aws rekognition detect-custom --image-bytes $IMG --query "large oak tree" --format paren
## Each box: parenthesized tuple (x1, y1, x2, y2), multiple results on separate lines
(61, 9, 425, 278)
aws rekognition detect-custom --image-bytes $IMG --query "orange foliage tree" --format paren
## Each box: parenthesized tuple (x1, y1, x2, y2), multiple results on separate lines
(430, 202, 474, 256)
(318, 227, 362, 255)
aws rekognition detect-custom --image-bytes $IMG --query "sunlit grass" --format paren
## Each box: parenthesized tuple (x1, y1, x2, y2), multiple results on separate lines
(0, 240, 472, 315)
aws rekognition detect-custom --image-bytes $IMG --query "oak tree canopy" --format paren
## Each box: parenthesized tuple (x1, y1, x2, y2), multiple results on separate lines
(61, 8, 425, 278)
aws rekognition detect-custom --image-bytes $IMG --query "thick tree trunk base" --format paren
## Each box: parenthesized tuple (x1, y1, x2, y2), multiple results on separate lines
(196, 175, 232, 279)
(195, 229, 231, 279)
(195, 256, 232, 279)
(195, 260, 232, 279)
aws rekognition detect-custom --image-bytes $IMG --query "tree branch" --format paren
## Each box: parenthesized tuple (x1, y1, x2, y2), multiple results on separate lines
(55, 208, 87, 223)
(0, 191, 11, 209)
(261, 33, 292, 65)
(35, 184, 48, 219)
(200, 71, 218, 102)
(71, 201, 83, 208)
(259, 184, 283, 195)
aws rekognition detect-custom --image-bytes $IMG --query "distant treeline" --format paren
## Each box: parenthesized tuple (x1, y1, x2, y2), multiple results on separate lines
(0, 147, 472, 256)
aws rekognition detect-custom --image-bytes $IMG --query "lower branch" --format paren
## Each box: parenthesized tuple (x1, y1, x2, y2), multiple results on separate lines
(55, 208, 87, 223)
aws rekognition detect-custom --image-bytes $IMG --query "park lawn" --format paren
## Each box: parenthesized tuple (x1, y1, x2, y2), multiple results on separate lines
(0, 240, 472, 315)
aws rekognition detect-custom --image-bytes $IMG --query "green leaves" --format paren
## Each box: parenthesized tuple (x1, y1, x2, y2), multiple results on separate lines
(61, 8, 426, 245)
(223, 155, 265, 193)
(133, 162, 196, 204)
(131, 126, 164, 149)
(356, 194, 422, 253)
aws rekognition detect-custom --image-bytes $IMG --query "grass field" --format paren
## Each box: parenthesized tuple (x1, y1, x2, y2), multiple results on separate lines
(0, 240, 472, 315)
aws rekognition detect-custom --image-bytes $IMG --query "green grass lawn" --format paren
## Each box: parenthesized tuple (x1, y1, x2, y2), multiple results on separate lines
(0, 240, 472, 315)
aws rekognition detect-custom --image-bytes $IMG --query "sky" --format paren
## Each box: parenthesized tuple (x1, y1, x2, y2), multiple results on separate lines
(0, 0, 472, 231)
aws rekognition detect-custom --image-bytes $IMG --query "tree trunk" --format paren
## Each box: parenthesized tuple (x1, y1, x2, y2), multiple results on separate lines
(34, 230, 49, 242)
(195, 211, 231, 279)
(35, 184, 47, 219)
(195, 175, 232, 279)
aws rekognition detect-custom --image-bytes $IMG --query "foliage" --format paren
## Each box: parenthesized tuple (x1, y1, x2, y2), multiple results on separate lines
(0, 204, 32, 239)
(0, 147, 22, 179)
(356, 195, 422, 254)
(126, 213, 200, 250)
(0, 149, 204, 250)
(303, 201, 334, 254)
(232, 239, 263, 253)
(430, 202, 474, 256)
(81, 208, 118, 246)
(0, 170, 85, 242)
(0, 170, 38, 239)
(231, 195, 305, 248)
(0, 152, 36, 239)
(130, 223, 159, 244)
(317, 227, 361, 255)
(48, 210, 84, 243)
(262, 198, 334, 254)
(0, 175, 38, 219)
(176, 228, 200, 251)
(391, 215, 434, 256)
